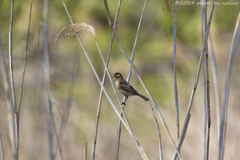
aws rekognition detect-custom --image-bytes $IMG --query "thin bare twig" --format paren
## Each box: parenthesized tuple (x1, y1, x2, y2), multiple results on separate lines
(172, 1, 216, 159)
(208, 35, 221, 140)
(42, 0, 54, 159)
(218, 11, 240, 160)
(203, 59, 208, 160)
(150, 103, 163, 160)
(173, 0, 180, 140)
(17, 0, 33, 140)
(9, 1, 16, 112)
(204, 1, 211, 159)
(42, 22, 54, 160)
(201, 2, 207, 160)
(9, 0, 19, 159)
(115, 107, 123, 160)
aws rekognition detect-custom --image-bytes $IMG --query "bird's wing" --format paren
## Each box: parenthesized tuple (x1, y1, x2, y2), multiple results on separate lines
(119, 80, 138, 94)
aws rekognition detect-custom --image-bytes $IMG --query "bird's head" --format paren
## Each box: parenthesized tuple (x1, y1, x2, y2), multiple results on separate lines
(112, 72, 123, 81)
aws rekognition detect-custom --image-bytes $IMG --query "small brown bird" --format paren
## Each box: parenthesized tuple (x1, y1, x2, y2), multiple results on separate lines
(112, 72, 149, 105)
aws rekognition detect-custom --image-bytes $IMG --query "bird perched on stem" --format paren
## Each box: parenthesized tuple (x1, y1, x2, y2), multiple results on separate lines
(112, 72, 149, 105)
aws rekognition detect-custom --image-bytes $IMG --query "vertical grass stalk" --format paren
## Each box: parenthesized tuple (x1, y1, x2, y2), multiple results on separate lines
(208, 36, 221, 140)
(218, 12, 240, 160)
(8, 0, 19, 159)
(173, 0, 180, 140)
(201, 1, 207, 159)
(151, 103, 163, 160)
(204, 2, 211, 159)
(203, 60, 207, 160)
(17, 0, 33, 141)
(42, 22, 54, 160)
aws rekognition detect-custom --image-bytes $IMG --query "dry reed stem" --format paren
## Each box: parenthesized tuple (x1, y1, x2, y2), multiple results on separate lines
(203, 61, 208, 160)
(151, 103, 163, 160)
(103, 0, 182, 158)
(218, 11, 240, 160)
(201, 2, 207, 159)
(42, 22, 54, 160)
(9, 0, 19, 159)
(202, 51, 207, 160)
(208, 36, 221, 140)
(173, 0, 180, 140)
(17, 0, 33, 141)
(115, 107, 124, 160)
(172, 1, 216, 159)
(42, 0, 55, 159)
(204, 2, 211, 159)
(201, 2, 210, 159)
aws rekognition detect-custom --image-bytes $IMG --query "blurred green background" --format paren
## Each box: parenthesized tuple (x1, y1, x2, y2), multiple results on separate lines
(0, 0, 240, 159)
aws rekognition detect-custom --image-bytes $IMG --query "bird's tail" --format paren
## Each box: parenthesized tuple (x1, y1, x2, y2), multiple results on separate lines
(138, 94, 149, 101)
